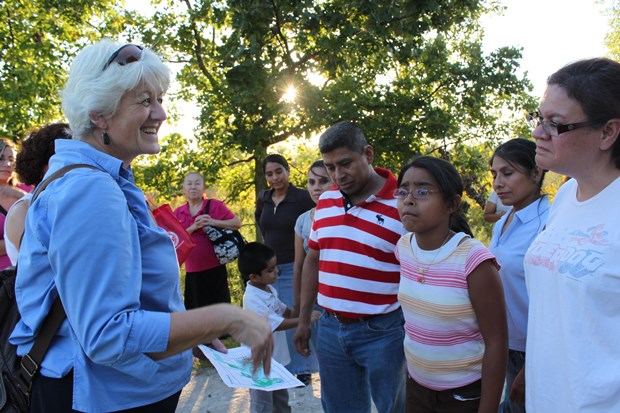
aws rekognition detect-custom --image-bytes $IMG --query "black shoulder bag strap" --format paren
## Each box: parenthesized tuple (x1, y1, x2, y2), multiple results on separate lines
(205, 199, 212, 215)
(17, 163, 102, 398)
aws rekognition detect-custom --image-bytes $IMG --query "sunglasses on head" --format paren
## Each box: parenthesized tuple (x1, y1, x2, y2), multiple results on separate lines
(102, 44, 144, 72)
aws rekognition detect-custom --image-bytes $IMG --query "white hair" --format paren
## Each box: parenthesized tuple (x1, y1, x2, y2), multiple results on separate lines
(61, 39, 171, 139)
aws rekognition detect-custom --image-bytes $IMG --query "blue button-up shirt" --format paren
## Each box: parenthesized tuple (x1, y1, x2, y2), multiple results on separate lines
(10, 139, 192, 412)
(489, 195, 550, 352)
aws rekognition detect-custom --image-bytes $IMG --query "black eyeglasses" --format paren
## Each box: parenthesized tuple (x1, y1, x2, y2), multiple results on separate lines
(526, 110, 602, 137)
(102, 44, 144, 72)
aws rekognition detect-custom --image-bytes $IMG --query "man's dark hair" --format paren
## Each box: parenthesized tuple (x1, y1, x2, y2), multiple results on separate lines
(318, 121, 368, 154)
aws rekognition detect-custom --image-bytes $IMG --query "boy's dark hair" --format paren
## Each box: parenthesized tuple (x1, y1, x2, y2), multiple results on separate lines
(238, 242, 276, 283)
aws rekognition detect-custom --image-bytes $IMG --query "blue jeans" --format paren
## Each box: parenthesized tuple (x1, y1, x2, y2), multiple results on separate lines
(272, 262, 319, 375)
(499, 350, 526, 413)
(317, 309, 406, 413)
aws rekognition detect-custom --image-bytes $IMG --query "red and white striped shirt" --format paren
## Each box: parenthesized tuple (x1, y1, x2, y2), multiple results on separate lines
(308, 168, 405, 317)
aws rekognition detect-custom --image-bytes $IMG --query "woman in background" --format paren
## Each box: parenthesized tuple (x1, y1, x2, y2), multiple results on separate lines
(291, 160, 333, 382)
(255, 153, 314, 384)
(4, 123, 72, 265)
(174, 171, 241, 309)
(488, 138, 549, 413)
(0, 138, 26, 269)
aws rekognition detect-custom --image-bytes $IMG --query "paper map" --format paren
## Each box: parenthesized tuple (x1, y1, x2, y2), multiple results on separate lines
(199, 345, 303, 390)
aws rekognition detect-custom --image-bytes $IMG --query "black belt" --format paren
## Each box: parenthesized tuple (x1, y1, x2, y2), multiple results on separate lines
(326, 310, 379, 324)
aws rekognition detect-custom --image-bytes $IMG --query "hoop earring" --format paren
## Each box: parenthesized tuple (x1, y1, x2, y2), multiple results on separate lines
(102, 130, 111, 145)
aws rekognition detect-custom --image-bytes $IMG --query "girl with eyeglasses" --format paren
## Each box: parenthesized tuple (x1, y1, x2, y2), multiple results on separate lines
(523, 58, 620, 411)
(394, 156, 507, 413)
(488, 138, 549, 413)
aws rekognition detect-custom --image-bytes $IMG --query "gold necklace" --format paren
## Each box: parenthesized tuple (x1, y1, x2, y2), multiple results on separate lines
(415, 231, 453, 284)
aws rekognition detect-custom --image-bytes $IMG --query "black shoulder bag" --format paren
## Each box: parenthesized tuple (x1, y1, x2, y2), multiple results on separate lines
(202, 199, 247, 265)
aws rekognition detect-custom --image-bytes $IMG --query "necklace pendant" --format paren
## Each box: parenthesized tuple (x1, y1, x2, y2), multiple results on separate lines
(418, 267, 424, 274)
(417, 275, 425, 284)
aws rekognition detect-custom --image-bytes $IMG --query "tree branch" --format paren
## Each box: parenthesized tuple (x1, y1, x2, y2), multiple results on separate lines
(227, 155, 255, 167)
(269, 0, 294, 66)
(181, 0, 224, 100)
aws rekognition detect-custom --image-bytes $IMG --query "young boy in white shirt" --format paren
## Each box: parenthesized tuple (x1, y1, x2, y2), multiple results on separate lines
(239, 242, 319, 413)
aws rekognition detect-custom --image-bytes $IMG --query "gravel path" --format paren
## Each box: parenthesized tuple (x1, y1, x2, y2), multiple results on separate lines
(175, 367, 323, 413)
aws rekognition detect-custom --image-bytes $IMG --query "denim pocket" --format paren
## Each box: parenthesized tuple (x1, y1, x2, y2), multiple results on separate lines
(366, 309, 405, 332)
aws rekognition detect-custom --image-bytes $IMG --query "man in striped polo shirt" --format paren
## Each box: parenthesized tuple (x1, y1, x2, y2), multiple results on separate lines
(294, 121, 406, 413)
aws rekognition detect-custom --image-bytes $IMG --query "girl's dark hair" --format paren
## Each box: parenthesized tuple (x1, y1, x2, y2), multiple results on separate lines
(309, 159, 325, 170)
(397, 156, 473, 237)
(262, 154, 289, 173)
(491, 138, 547, 190)
(16, 123, 72, 185)
(237, 242, 276, 284)
(548, 58, 620, 169)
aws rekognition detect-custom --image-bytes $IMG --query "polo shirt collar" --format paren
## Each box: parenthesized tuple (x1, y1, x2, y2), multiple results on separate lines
(342, 167, 396, 211)
(514, 195, 550, 224)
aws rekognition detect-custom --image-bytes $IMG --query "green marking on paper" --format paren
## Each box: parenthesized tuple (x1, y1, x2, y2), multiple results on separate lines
(211, 351, 284, 387)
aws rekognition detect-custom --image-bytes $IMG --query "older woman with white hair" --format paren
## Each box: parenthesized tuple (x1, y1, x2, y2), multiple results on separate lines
(10, 39, 273, 412)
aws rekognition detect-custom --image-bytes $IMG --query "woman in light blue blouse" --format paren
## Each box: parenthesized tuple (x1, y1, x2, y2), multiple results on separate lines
(10, 39, 272, 413)
(488, 138, 549, 413)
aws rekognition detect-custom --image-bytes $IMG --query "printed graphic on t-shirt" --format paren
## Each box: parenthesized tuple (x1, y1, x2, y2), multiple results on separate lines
(526, 224, 607, 280)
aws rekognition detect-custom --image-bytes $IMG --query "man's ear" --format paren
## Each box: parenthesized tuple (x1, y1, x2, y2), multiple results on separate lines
(364, 145, 374, 165)
(89, 112, 108, 130)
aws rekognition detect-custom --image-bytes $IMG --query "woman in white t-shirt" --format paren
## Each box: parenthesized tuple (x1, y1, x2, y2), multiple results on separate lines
(524, 58, 620, 412)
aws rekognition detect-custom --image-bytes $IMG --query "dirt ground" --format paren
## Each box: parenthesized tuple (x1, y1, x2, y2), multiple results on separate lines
(175, 367, 323, 413)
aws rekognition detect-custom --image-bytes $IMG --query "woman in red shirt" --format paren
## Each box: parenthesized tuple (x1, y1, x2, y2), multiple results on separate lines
(174, 172, 242, 309)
